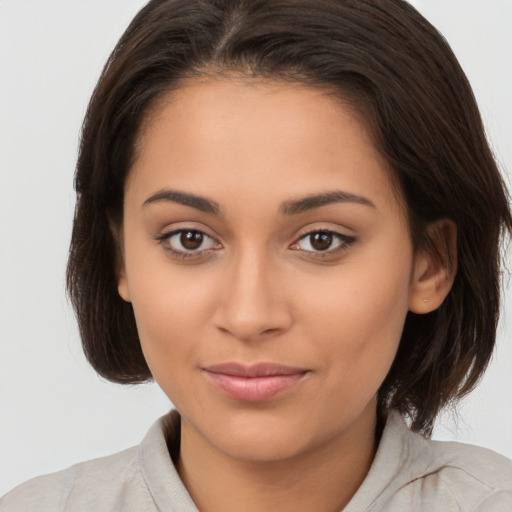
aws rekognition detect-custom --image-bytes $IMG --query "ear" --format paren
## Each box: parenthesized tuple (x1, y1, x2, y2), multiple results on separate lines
(117, 260, 131, 303)
(408, 219, 457, 314)
(109, 218, 131, 303)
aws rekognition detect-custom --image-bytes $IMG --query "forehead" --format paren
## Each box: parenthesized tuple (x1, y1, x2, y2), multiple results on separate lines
(128, 78, 404, 216)
(139, 77, 371, 155)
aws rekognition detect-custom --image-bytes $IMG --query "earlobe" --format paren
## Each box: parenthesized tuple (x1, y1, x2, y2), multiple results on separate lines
(408, 219, 457, 314)
(117, 269, 131, 303)
(109, 218, 131, 303)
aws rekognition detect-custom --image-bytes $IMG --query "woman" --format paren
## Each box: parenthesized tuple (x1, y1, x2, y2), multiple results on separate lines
(2, 0, 511, 510)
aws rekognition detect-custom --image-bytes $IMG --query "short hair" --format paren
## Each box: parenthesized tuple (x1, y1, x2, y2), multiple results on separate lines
(66, 0, 511, 435)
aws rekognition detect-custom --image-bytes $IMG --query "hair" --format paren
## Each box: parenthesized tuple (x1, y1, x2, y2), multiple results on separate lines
(66, 0, 511, 435)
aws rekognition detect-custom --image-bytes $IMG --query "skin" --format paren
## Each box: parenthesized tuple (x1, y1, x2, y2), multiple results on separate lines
(117, 79, 455, 512)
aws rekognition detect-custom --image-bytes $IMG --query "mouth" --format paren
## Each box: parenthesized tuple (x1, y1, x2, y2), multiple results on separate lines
(202, 362, 309, 402)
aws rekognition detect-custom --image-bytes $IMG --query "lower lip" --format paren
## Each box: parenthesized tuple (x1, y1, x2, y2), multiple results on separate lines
(204, 371, 306, 402)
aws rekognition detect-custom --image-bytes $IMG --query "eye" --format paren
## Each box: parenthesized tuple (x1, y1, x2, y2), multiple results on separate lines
(290, 230, 355, 255)
(156, 229, 221, 258)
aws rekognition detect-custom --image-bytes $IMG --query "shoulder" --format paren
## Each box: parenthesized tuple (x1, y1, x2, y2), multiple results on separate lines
(416, 437, 512, 511)
(0, 446, 153, 512)
(0, 411, 190, 512)
(348, 411, 512, 512)
(378, 412, 512, 511)
(426, 437, 512, 486)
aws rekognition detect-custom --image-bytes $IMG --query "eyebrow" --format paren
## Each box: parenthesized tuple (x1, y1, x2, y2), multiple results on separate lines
(143, 189, 222, 214)
(280, 190, 375, 215)
(142, 188, 375, 215)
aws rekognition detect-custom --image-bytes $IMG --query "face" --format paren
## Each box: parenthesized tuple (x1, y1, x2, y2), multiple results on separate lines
(118, 79, 423, 463)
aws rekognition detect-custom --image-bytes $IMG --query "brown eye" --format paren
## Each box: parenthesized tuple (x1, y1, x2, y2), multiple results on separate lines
(310, 232, 334, 251)
(291, 230, 355, 256)
(158, 229, 219, 257)
(180, 230, 204, 250)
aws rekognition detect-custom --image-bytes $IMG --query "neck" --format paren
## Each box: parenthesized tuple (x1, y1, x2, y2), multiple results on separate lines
(176, 402, 378, 512)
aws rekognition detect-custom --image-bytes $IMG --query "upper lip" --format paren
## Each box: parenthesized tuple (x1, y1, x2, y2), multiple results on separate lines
(203, 362, 308, 377)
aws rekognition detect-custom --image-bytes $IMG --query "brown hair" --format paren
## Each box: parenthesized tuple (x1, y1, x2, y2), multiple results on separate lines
(66, 0, 511, 434)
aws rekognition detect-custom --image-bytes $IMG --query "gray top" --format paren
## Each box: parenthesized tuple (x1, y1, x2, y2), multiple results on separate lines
(1, 410, 511, 511)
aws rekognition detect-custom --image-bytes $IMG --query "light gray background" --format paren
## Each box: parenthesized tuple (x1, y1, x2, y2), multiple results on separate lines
(1, 0, 511, 495)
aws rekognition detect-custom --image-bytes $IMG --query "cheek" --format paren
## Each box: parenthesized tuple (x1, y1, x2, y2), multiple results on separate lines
(297, 249, 412, 391)
(125, 258, 217, 388)
(134, 282, 208, 334)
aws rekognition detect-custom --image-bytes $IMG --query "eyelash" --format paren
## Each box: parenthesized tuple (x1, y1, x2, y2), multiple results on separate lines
(291, 229, 356, 258)
(154, 228, 356, 260)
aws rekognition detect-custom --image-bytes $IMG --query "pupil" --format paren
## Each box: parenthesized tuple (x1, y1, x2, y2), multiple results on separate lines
(181, 231, 203, 250)
(311, 232, 332, 251)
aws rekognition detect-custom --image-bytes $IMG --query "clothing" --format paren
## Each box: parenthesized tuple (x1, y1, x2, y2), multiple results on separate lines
(1, 410, 511, 512)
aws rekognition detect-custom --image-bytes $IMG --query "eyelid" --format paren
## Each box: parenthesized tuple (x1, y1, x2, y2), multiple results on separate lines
(153, 224, 355, 261)
(154, 227, 222, 259)
(290, 228, 356, 256)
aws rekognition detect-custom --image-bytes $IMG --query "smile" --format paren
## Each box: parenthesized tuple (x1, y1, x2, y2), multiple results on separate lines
(202, 363, 309, 402)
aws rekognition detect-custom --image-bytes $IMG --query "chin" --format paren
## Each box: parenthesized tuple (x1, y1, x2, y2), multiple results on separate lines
(192, 406, 338, 464)
(214, 429, 310, 463)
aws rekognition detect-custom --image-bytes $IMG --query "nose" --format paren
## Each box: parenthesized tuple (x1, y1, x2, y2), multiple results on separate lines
(213, 249, 293, 343)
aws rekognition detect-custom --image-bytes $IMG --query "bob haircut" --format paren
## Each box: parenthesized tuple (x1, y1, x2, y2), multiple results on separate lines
(67, 0, 511, 434)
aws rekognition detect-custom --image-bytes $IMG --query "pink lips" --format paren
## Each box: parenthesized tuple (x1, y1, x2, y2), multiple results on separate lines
(203, 363, 308, 402)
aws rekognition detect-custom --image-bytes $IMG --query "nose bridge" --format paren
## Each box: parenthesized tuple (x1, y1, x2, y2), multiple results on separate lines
(214, 243, 291, 341)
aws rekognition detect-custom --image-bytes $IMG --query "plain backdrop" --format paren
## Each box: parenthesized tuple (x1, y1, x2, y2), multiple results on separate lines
(1, 0, 511, 496)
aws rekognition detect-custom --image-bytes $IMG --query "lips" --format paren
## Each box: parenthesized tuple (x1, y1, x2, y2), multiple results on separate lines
(202, 363, 308, 402)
